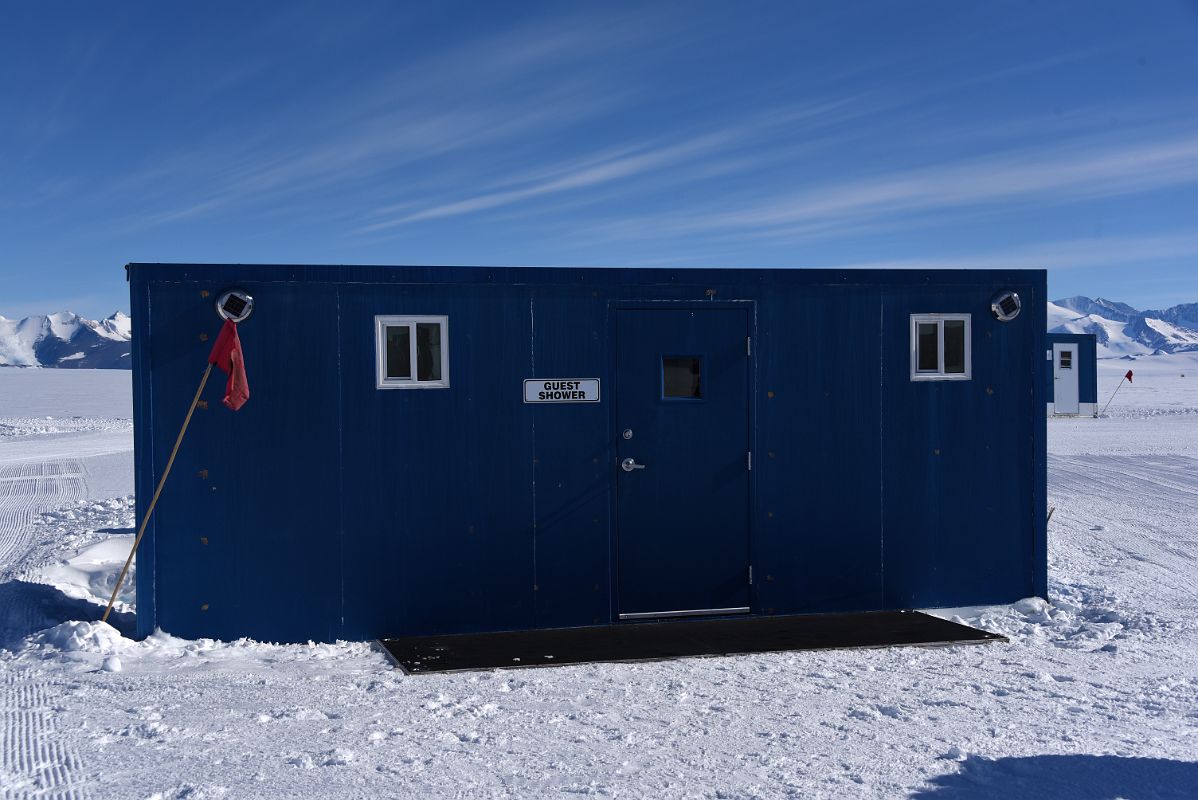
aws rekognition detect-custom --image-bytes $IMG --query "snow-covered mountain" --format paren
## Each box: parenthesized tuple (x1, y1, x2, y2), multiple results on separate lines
(1052, 296, 1141, 323)
(0, 312, 131, 369)
(1048, 297, 1198, 357)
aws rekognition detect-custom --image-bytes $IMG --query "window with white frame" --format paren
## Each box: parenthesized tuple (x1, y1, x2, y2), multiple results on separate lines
(375, 315, 449, 389)
(910, 314, 971, 380)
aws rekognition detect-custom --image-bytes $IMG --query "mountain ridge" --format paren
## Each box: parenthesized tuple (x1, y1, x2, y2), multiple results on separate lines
(1048, 297, 1198, 357)
(0, 311, 132, 369)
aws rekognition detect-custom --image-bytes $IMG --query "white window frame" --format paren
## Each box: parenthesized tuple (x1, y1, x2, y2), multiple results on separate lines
(375, 315, 450, 389)
(910, 313, 971, 381)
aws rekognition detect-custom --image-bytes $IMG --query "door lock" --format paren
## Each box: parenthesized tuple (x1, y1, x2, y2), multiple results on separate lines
(621, 458, 646, 472)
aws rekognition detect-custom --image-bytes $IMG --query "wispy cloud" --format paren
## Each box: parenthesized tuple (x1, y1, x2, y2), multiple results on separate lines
(568, 129, 1198, 245)
(815, 232, 1198, 272)
(104, 9, 662, 231)
(351, 96, 873, 235)
(356, 132, 741, 232)
(101, 11, 1196, 249)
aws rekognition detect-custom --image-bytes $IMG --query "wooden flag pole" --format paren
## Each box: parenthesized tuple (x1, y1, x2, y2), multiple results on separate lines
(1099, 375, 1128, 418)
(102, 363, 214, 624)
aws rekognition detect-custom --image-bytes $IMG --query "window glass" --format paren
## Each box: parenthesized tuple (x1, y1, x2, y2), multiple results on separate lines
(944, 319, 966, 374)
(385, 326, 411, 379)
(416, 322, 442, 381)
(1060, 351, 1072, 369)
(663, 356, 702, 398)
(917, 323, 939, 371)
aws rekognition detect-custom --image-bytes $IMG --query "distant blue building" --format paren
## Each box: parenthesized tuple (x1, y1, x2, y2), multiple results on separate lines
(127, 264, 1047, 643)
(1046, 333, 1098, 416)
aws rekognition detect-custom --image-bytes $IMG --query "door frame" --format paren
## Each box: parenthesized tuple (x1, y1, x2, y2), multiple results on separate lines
(607, 300, 759, 623)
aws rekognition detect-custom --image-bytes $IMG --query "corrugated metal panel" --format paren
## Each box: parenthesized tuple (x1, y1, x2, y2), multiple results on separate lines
(337, 283, 537, 639)
(528, 289, 613, 629)
(754, 286, 883, 614)
(138, 282, 343, 641)
(882, 286, 1039, 608)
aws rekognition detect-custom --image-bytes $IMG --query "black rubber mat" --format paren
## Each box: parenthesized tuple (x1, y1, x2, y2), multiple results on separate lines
(379, 610, 1006, 674)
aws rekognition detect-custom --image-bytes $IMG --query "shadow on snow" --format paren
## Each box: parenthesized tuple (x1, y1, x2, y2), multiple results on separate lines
(0, 579, 135, 650)
(913, 754, 1198, 799)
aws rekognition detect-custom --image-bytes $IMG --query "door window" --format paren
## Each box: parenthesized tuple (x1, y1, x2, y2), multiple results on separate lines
(662, 356, 702, 398)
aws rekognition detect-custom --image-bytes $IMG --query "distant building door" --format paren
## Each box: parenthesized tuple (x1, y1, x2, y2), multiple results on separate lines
(614, 308, 751, 620)
(1053, 343, 1080, 414)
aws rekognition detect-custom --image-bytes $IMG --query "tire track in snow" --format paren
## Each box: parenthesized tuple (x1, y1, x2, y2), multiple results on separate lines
(0, 458, 92, 800)
(0, 670, 89, 800)
(1048, 452, 1198, 626)
(1049, 453, 1198, 568)
(0, 461, 86, 577)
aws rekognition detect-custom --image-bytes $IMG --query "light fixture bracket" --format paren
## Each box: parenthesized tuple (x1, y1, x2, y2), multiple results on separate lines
(990, 290, 1021, 322)
(216, 289, 254, 323)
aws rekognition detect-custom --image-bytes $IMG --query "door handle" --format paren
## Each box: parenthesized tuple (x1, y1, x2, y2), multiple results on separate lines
(621, 458, 646, 472)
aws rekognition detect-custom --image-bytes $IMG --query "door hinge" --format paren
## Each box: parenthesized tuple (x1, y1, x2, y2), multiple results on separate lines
(746, 336, 752, 356)
(747, 451, 752, 471)
(749, 565, 753, 584)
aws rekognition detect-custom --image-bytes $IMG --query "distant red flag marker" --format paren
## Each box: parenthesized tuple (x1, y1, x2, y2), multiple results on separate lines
(1125, 369, 1133, 383)
(207, 320, 249, 410)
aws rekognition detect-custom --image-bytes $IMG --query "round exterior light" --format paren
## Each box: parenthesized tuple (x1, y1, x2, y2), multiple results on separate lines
(990, 290, 1021, 322)
(215, 289, 254, 323)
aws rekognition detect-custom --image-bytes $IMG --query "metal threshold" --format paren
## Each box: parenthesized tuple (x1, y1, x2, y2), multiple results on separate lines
(618, 606, 750, 621)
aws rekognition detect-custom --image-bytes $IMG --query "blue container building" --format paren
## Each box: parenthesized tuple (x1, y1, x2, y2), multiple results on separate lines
(127, 264, 1047, 643)
(1045, 332, 1098, 416)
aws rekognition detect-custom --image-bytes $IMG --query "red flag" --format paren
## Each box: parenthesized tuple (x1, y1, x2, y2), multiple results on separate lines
(1125, 369, 1133, 383)
(207, 320, 249, 411)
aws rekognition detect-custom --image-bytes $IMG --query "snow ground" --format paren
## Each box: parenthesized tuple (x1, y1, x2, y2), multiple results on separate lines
(0, 364, 1195, 799)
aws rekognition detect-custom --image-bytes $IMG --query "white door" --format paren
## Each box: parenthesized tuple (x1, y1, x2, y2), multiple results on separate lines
(1053, 343, 1079, 414)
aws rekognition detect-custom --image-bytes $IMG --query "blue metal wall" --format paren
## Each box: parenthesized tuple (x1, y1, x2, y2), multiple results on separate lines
(128, 264, 1047, 642)
(1046, 333, 1098, 403)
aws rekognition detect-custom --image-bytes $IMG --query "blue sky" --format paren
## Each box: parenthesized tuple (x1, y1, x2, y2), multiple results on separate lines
(1, 1, 1197, 319)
